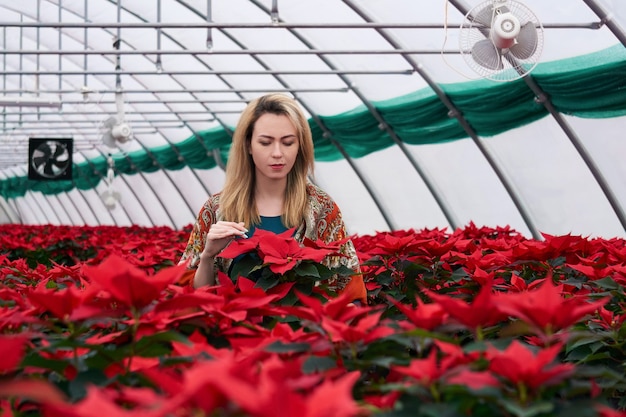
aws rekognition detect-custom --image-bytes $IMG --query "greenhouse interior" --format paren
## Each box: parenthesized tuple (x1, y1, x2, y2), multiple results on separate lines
(1, 1, 626, 416)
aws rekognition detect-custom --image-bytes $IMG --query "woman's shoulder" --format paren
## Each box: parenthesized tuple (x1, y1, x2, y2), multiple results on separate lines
(306, 183, 335, 205)
(197, 193, 222, 216)
(204, 192, 222, 207)
(306, 183, 340, 217)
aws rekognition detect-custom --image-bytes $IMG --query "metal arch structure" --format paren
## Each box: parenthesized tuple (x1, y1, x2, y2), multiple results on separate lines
(448, 0, 626, 235)
(246, 0, 395, 231)
(0, 0, 624, 239)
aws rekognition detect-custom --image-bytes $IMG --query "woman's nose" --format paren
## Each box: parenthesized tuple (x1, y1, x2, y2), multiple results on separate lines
(271, 142, 283, 157)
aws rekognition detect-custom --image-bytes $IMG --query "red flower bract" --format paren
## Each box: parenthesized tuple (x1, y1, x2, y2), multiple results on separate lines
(257, 228, 332, 274)
(425, 282, 510, 330)
(496, 277, 609, 335)
(0, 334, 29, 373)
(486, 340, 574, 390)
(26, 282, 89, 320)
(82, 255, 186, 310)
(221, 228, 332, 275)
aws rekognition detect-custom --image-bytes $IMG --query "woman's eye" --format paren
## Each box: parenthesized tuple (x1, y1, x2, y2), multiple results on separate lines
(283, 142, 295, 146)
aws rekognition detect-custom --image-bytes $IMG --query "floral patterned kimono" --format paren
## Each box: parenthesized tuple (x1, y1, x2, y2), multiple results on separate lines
(178, 183, 367, 304)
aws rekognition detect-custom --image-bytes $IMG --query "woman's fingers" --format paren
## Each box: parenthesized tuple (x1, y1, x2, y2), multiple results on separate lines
(209, 221, 248, 238)
(202, 221, 250, 258)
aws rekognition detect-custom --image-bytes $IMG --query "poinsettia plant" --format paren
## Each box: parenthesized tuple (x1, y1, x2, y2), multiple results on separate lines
(218, 227, 355, 304)
(0, 222, 625, 417)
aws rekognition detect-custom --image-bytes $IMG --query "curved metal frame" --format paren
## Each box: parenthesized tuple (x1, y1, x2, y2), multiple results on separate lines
(0, 0, 622, 236)
(450, 0, 625, 236)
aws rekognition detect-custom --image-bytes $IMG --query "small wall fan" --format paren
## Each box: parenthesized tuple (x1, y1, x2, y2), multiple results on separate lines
(27, 138, 73, 181)
(459, 0, 544, 81)
(100, 89, 133, 148)
(101, 36, 133, 149)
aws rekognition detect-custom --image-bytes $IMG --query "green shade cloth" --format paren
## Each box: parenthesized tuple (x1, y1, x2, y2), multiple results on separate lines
(2, 44, 625, 200)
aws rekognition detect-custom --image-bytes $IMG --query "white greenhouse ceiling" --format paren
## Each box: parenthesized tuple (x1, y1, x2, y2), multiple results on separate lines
(0, 0, 625, 240)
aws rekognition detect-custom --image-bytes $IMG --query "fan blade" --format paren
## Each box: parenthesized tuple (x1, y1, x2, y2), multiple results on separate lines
(43, 160, 58, 177)
(32, 155, 48, 167)
(102, 131, 117, 148)
(470, 5, 494, 28)
(471, 39, 504, 71)
(102, 116, 117, 130)
(34, 145, 51, 160)
(52, 143, 66, 160)
(470, 4, 510, 28)
(509, 22, 538, 60)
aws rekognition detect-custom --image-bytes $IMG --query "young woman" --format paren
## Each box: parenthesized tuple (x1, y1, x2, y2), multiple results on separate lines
(178, 93, 367, 305)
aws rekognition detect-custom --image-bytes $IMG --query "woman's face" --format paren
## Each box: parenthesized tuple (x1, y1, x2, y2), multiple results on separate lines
(249, 113, 300, 183)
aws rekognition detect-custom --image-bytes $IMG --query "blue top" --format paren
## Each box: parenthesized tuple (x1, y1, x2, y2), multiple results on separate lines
(247, 215, 289, 237)
(228, 215, 290, 281)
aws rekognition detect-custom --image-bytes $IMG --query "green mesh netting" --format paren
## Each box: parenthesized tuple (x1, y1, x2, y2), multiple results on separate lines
(1, 44, 625, 200)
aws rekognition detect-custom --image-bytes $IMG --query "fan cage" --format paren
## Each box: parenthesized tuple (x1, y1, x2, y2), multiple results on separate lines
(459, 0, 544, 82)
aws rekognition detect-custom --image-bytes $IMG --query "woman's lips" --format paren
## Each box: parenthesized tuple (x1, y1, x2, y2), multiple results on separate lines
(270, 164, 284, 170)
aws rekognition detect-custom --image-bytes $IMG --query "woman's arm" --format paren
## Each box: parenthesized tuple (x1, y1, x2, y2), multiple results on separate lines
(193, 254, 216, 287)
(306, 185, 367, 304)
(191, 220, 247, 287)
(178, 197, 219, 287)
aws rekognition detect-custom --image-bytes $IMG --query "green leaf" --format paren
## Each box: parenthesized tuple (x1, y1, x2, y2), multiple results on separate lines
(302, 356, 336, 373)
(255, 273, 280, 291)
(293, 280, 315, 295)
(229, 253, 262, 280)
(591, 276, 621, 290)
(67, 369, 109, 401)
(566, 335, 604, 353)
(20, 352, 69, 373)
(293, 262, 321, 278)
(498, 399, 554, 417)
(265, 341, 311, 353)
(136, 331, 189, 346)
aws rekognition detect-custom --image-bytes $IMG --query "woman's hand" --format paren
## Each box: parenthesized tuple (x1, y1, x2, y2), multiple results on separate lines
(202, 221, 248, 258)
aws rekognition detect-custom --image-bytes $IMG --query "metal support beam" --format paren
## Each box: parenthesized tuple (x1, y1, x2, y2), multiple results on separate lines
(1, 49, 460, 56)
(583, 0, 626, 47)
(0, 87, 350, 94)
(0, 119, 186, 126)
(0, 69, 413, 76)
(0, 21, 601, 29)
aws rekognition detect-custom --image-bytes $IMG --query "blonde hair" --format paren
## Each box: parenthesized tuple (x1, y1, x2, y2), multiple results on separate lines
(219, 93, 315, 228)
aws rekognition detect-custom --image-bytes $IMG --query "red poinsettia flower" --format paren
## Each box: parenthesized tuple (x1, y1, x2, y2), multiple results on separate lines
(82, 255, 187, 310)
(0, 378, 66, 406)
(364, 233, 424, 257)
(363, 391, 402, 410)
(0, 334, 29, 373)
(591, 305, 626, 331)
(425, 282, 511, 331)
(389, 295, 448, 331)
(171, 354, 363, 417)
(445, 369, 500, 390)
(219, 228, 333, 275)
(257, 229, 332, 274)
(566, 262, 614, 280)
(283, 290, 371, 323)
(26, 281, 90, 320)
(217, 233, 261, 259)
(321, 310, 395, 344)
(486, 340, 574, 390)
(391, 348, 450, 387)
(496, 277, 609, 336)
